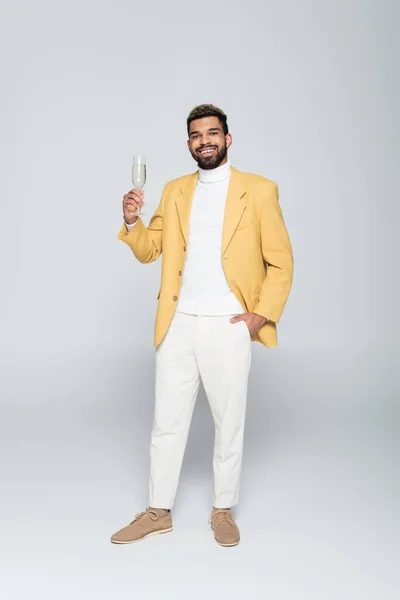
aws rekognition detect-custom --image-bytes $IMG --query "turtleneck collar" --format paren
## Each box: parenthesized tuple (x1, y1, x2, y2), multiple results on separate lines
(198, 159, 231, 184)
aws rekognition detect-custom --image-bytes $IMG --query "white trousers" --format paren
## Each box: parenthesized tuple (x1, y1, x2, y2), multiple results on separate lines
(149, 311, 252, 509)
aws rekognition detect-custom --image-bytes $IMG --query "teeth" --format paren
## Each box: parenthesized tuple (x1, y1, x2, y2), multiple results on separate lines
(201, 148, 215, 154)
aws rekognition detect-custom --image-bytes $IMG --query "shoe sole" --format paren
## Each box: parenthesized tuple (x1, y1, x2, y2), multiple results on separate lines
(216, 539, 240, 547)
(110, 527, 173, 544)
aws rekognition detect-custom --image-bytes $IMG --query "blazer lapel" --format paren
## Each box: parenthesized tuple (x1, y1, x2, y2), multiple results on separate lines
(222, 167, 247, 256)
(176, 171, 198, 246)
(175, 165, 247, 253)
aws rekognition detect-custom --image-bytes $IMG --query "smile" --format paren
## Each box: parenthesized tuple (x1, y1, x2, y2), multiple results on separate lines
(199, 147, 217, 156)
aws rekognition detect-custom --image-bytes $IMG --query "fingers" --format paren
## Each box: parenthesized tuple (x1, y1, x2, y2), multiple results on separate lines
(122, 190, 144, 218)
(125, 200, 140, 210)
(230, 314, 244, 323)
(123, 191, 144, 206)
(128, 189, 144, 198)
(123, 201, 139, 217)
(230, 312, 251, 323)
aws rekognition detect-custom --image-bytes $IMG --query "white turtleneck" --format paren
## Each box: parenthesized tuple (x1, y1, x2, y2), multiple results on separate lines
(175, 159, 243, 315)
(125, 159, 244, 316)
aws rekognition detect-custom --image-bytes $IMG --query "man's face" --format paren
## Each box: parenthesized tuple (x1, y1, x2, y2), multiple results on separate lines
(187, 116, 232, 170)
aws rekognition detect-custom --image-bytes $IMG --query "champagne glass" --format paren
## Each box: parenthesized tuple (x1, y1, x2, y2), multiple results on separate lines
(130, 155, 147, 216)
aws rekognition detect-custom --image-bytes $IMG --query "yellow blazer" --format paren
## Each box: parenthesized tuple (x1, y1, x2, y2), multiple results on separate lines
(117, 166, 294, 348)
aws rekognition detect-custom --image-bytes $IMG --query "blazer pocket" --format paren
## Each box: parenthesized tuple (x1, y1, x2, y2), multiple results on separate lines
(242, 319, 252, 341)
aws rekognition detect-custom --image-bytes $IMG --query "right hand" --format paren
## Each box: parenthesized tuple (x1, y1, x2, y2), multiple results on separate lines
(123, 189, 145, 224)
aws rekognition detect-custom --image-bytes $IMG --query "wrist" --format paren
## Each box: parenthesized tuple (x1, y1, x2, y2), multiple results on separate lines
(253, 312, 268, 324)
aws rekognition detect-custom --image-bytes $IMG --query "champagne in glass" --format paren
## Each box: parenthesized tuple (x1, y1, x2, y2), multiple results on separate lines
(130, 155, 147, 216)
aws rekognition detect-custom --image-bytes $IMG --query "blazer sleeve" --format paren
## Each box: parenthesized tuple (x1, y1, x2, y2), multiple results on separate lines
(116, 184, 167, 263)
(253, 183, 294, 323)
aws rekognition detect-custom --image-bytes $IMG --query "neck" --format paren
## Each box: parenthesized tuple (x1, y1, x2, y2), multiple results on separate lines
(198, 159, 231, 183)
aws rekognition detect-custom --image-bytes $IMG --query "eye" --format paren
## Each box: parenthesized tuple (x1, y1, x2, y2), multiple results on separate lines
(211, 132, 217, 135)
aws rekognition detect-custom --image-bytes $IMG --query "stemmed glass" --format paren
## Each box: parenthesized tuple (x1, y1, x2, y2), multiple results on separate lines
(129, 155, 147, 216)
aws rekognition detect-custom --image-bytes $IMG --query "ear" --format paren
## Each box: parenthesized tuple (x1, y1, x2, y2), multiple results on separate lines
(226, 133, 232, 149)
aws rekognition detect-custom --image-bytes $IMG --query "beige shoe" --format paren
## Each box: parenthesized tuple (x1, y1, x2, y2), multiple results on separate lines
(110, 509, 173, 544)
(209, 508, 240, 547)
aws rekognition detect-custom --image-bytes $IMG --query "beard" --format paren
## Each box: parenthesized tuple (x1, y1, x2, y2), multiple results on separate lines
(191, 143, 228, 170)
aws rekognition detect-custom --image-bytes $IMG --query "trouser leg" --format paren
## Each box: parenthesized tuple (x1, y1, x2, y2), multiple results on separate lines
(196, 316, 252, 509)
(149, 312, 201, 509)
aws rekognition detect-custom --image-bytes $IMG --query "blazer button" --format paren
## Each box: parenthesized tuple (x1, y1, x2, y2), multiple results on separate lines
(178, 270, 182, 276)
(173, 295, 178, 301)
(183, 246, 186, 251)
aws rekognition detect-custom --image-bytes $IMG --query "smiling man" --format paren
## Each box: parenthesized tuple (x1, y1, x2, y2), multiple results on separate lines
(112, 104, 294, 547)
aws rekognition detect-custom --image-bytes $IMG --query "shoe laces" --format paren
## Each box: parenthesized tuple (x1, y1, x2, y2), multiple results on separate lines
(130, 509, 159, 525)
(209, 509, 236, 528)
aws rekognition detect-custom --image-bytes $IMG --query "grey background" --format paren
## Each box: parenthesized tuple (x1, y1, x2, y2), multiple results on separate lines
(0, 0, 399, 598)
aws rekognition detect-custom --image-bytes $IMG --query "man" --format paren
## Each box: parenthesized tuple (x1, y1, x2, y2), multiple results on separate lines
(111, 104, 294, 547)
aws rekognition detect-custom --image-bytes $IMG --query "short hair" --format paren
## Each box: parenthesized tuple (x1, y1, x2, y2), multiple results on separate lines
(187, 104, 229, 137)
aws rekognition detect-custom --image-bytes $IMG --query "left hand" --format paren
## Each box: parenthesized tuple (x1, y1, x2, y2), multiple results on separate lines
(230, 312, 268, 337)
